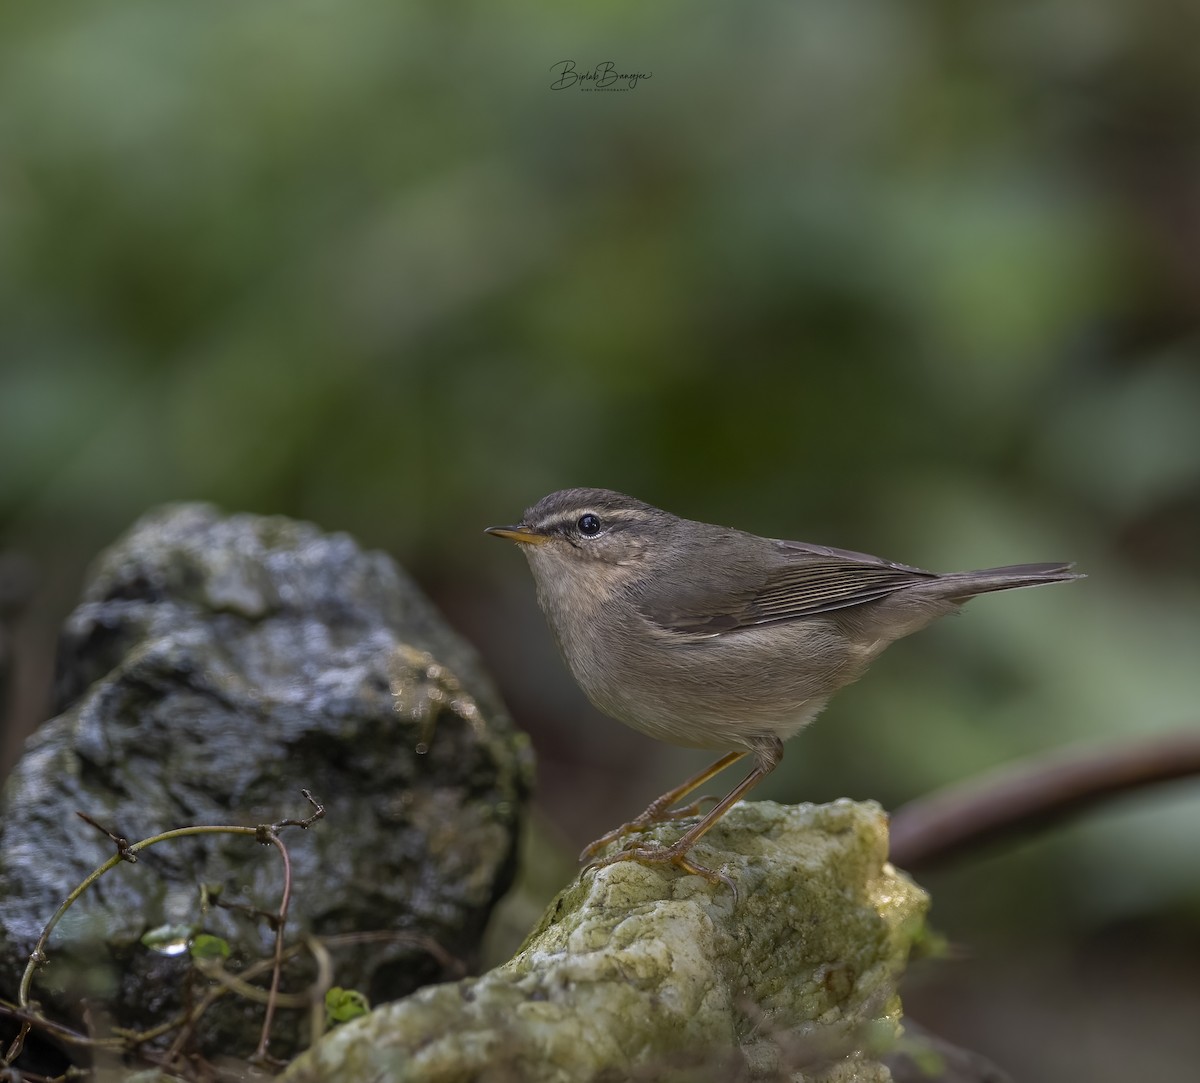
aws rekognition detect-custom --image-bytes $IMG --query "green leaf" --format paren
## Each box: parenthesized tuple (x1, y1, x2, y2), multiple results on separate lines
(325, 986, 370, 1026)
(189, 934, 232, 961)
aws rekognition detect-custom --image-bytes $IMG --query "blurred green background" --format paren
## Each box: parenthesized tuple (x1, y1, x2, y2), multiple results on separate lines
(2, 1, 1198, 1078)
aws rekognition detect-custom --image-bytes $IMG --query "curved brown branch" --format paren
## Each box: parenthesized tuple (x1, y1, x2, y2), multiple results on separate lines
(253, 830, 294, 1065)
(889, 730, 1200, 871)
(4, 791, 325, 1069)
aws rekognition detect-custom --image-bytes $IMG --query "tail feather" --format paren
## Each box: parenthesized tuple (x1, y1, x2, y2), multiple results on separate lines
(931, 562, 1084, 600)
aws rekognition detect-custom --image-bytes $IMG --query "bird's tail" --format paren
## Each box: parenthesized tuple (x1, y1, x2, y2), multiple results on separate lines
(932, 562, 1083, 601)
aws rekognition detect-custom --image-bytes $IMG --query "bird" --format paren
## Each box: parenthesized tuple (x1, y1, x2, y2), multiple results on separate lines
(486, 487, 1081, 891)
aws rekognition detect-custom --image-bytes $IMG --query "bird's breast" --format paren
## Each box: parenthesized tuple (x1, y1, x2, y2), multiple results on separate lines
(526, 554, 875, 752)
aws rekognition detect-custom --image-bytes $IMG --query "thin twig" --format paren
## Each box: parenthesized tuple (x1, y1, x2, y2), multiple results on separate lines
(145, 929, 456, 1065)
(5, 792, 324, 1068)
(4, 782, 456, 1074)
(303, 934, 335, 1047)
(889, 730, 1200, 870)
(191, 960, 311, 1010)
(0, 1001, 122, 1051)
(271, 789, 325, 831)
(4, 824, 260, 1064)
(252, 832, 293, 1063)
(6, 928, 455, 1076)
(74, 813, 136, 863)
(246, 788, 323, 1062)
(318, 930, 466, 977)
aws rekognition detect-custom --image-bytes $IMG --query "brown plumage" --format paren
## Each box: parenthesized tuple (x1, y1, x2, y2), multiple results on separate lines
(487, 487, 1082, 893)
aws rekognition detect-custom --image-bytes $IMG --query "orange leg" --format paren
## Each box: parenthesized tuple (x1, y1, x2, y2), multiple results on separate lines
(583, 738, 784, 897)
(578, 750, 746, 863)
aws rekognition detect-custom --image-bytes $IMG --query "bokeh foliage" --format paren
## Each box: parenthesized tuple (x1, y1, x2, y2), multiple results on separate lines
(1, 2, 1198, 1078)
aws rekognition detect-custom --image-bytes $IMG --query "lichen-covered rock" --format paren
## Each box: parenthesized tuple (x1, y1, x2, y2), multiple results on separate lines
(0, 505, 533, 1059)
(285, 799, 928, 1083)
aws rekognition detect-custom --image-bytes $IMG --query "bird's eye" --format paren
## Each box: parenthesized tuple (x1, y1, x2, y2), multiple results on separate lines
(577, 514, 602, 536)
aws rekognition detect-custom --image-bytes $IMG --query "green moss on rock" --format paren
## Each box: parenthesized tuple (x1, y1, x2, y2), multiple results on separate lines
(285, 799, 928, 1083)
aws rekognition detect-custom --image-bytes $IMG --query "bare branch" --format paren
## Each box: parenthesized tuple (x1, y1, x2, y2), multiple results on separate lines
(889, 731, 1200, 870)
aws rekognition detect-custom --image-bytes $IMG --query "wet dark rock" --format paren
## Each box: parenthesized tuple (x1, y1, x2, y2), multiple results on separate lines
(0, 505, 533, 1063)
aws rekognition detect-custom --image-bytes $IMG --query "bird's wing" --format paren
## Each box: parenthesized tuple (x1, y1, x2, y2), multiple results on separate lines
(635, 536, 937, 636)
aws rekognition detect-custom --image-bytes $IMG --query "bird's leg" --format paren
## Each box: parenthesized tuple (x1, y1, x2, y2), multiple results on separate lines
(578, 750, 746, 862)
(584, 738, 784, 896)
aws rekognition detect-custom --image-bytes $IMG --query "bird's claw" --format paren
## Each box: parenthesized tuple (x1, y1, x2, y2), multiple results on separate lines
(577, 795, 722, 863)
(578, 826, 628, 864)
(580, 841, 738, 900)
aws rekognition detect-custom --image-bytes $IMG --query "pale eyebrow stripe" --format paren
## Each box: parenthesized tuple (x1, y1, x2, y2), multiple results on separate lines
(535, 508, 651, 533)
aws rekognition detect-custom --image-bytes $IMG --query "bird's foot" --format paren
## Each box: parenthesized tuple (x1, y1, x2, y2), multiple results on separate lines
(582, 838, 738, 899)
(577, 795, 720, 864)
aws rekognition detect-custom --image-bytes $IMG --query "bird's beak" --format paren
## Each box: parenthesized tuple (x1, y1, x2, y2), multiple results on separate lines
(484, 525, 551, 546)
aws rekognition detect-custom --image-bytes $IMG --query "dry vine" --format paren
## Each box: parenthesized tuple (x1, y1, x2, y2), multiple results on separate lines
(0, 789, 431, 1080)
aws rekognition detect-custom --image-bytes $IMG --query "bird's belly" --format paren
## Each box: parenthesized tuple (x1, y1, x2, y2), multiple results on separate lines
(563, 619, 870, 753)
